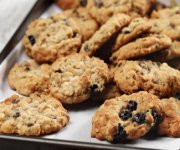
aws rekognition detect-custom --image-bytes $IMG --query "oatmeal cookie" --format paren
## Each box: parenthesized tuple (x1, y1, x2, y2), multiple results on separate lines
(110, 34, 172, 64)
(91, 91, 162, 142)
(158, 97, 180, 137)
(113, 18, 151, 51)
(8, 60, 52, 96)
(0, 94, 69, 136)
(23, 14, 81, 63)
(80, 14, 131, 56)
(113, 60, 180, 98)
(150, 41, 180, 62)
(50, 54, 110, 104)
(149, 15, 180, 40)
(61, 8, 99, 41)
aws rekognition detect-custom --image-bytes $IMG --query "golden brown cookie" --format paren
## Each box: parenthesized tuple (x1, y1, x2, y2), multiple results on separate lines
(91, 91, 162, 142)
(110, 34, 172, 64)
(113, 60, 180, 98)
(50, 54, 110, 104)
(80, 14, 131, 56)
(23, 14, 82, 63)
(158, 97, 180, 137)
(0, 94, 69, 136)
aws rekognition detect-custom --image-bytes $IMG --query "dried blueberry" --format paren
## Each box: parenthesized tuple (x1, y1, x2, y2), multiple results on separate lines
(89, 84, 99, 94)
(80, 0, 87, 7)
(13, 111, 20, 119)
(72, 32, 77, 38)
(113, 124, 127, 143)
(132, 113, 146, 124)
(12, 99, 20, 104)
(27, 123, 33, 127)
(127, 100, 137, 111)
(151, 109, 161, 125)
(94, 0, 103, 8)
(119, 109, 132, 121)
(28, 35, 36, 45)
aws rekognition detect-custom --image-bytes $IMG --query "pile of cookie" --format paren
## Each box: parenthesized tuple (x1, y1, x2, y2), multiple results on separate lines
(0, 0, 179, 143)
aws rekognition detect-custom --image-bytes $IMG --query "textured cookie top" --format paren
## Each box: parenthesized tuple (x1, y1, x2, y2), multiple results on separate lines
(61, 8, 99, 41)
(91, 91, 162, 142)
(8, 60, 52, 96)
(0, 94, 69, 136)
(158, 97, 180, 137)
(113, 17, 151, 51)
(110, 34, 172, 64)
(23, 14, 82, 63)
(113, 60, 180, 98)
(50, 54, 110, 104)
(80, 13, 131, 56)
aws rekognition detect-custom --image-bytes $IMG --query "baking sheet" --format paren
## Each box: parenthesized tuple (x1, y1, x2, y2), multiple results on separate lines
(0, 3, 180, 150)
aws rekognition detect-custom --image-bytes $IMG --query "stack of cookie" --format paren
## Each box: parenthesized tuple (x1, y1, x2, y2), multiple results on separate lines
(1, 0, 179, 143)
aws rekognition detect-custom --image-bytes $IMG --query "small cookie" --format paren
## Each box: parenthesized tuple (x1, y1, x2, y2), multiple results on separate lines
(110, 34, 172, 64)
(50, 54, 110, 104)
(158, 97, 180, 137)
(91, 91, 162, 142)
(149, 15, 180, 40)
(61, 8, 99, 41)
(149, 41, 180, 62)
(113, 60, 180, 98)
(151, 7, 180, 19)
(0, 94, 69, 136)
(23, 14, 81, 63)
(80, 14, 131, 56)
(8, 60, 52, 96)
(113, 18, 151, 51)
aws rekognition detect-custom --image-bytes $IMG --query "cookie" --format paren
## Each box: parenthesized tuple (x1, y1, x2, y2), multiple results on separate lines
(149, 15, 180, 40)
(151, 7, 180, 19)
(80, 14, 131, 56)
(8, 60, 52, 96)
(113, 18, 151, 51)
(89, 0, 155, 24)
(0, 94, 69, 136)
(158, 97, 180, 137)
(50, 54, 110, 104)
(113, 60, 180, 98)
(61, 8, 99, 41)
(149, 41, 180, 62)
(23, 14, 82, 63)
(110, 34, 172, 64)
(91, 91, 162, 142)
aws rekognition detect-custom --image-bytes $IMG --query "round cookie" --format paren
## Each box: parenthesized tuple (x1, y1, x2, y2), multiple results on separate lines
(50, 54, 110, 104)
(91, 91, 163, 142)
(110, 34, 172, 64)
(8, 60, 52, 96)
(113, 60, 180, 98)
(113, 18, 151, 51)
(61, 8, 99, 41)
(80, 14, 131, 56)
(0, 94, 69, 136)
(23, 14, 82, 63)
(158, 97, 180, 137)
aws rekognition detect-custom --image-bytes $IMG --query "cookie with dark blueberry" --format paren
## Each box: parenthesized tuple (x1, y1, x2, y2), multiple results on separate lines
(91, 91, 163, 142)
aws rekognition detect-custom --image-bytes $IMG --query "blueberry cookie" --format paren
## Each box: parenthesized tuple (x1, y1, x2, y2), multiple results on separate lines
(151, 7, 180, 19)
(113, 18, 151, 51)
(149, 41, 180, 62)
(50, 54, 110, 104)
(113, 60, 180, 98)
(110, 34, 172, 64)
(8, 60, 52, 96)
(149, 15, 180, 40)
(80, 14, 131, 56)
(91, 91, 162, 142)
(0, 94, 69, 136)
(23, 14, 81, 63)
(158, 97, 180, 137)
(61, 8, 99, 41)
